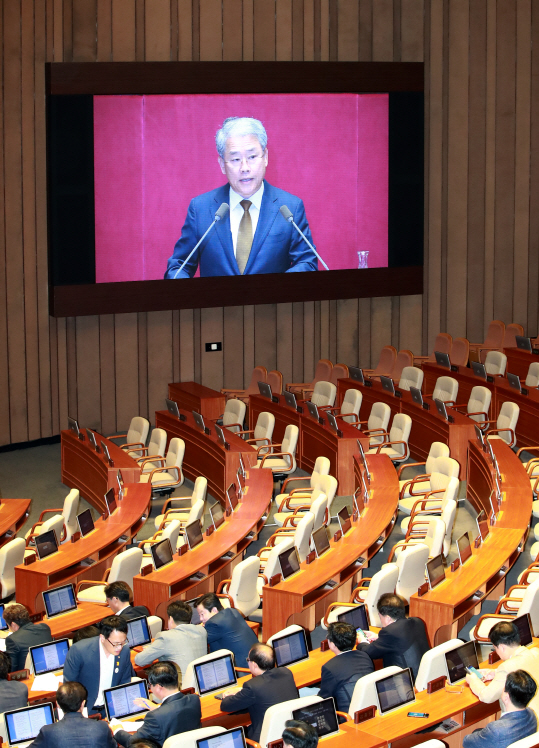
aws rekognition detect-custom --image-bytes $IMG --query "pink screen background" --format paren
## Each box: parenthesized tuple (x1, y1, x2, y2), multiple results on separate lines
(94, 93, 389, 283)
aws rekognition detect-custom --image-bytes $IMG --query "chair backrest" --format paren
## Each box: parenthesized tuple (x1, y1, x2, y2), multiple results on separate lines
(183, 649, 234, 693)
(432, 376, 459, 403)
(340, 389, 362, 423)
(395, 543, 430, 602)
(485, 351, 507, 376)
(432, 456, 460, 482)
(62, 488, 80, 541)
(267, 370, 283, 395)
(367, 402, 391, 446)
(260, 696, 322, 748)
(148, 615, 163, 638)
(440, 499, 457, 556)
(518, 579, 539, 635)
(364, 565, 399, 627)
(371, 345, 397, 377)
(318, 475, 338, 515)
(311, 456, 331, 486)
(415, 639, 467, 692)
(451, 337, 470, 367)
(506, 735, 539, 748)
(227, 556, 261, 616)
(494, 401, 519, 445)
(348, 666, 403, 716)
(126, 416, 150, 445)
(392, 350, 414, 381)
(253, 412, 276, 449)
(387, 414, 412, 458)
(264, 536, 295, 580)
(442, 476, 460, 505)
(311, 381, 337, 407)
(266, 624, 304, 647)
(309, 493, 328, 532)
(223, 399, 246, 432)
(186, 499, 205, 527)
(330, 363, 349, 386)
(281, 425, 300, 472)
(0, 538, 26, 597)
(159, 519, 182, 553)
(165, 437, 185, 472)
(246, 366, 268, 395)
(423, 517, 446, 558)
(483, 320, 505, 348)
(148, 428, 167, 457)
(398, 366, 424, 392)
(109, 547, 143, 586)
(294, 512, 315, 563)
(425, 442, 451, 473)
(312, 359, 333, 386)
(163, 727, 226, 748)
(431, 333, 452, 357)
(191, 476, 208, 505)
(467, 386, 492, 423)
(526, 362, 539, 388)
(504, 323, 525, 349)
(40, 514, 65, 542)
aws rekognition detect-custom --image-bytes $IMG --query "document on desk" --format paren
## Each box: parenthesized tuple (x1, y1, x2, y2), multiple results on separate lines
(110, 718, 144, 732)
(43, 645, 62, 672)
(47, 586, 73, 616)
(31, 673, 62, 692)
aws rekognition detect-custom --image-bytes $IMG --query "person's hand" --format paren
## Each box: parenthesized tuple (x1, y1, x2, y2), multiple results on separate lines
(222, 686, 241, 697)
(481, 670, 495, 682)
(133, 697, 157, 711)
(364, 631, 377, 642)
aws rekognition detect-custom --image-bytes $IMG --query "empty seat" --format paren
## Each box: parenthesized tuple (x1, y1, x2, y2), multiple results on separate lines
(267, 370, 283, 395)
(217, 556, 261, 618)
(469, 320, 505, 362)
(310, 381, 337, 408)
(394, 543, 431, 603)
(274, 456, 331, 509)
(76, 547, 143, 604)
(482, 402, 519, 447)
(221, 365, 267, 403)
(154, 476, 207, 530)
(484, 350, 507, 376)
(391, 350, 414, 381)
(334, 388, 362, 423)
(163, 727, 226, 748)
(329, 363, 349, 387)
(450, 337, 470, 367)
(286, 359, 333, 398)
(503, 323, 525, 350)
(454, 385, 492, 425)
(398, 366, 424, 392)
(363, 345, 397, 378)
(0, 539, 26, 598)
(431, 376, 459, 404)
(398, 455, 459, 515)
(358, 402, 391, 447)
(413, 333, 452, 366)
(398, 442, 451, 500)
(366, 413, 412, 464)
(400, 475, 460, 533)
(139, 437, 185, 496)
(118, 416, 150, 457)
(136, 428, 168, 473)
(526, 362, 539, 388)
(251, 424, 299, 477)
(237, 412, 275, 454)
(221, 399, 246, 433)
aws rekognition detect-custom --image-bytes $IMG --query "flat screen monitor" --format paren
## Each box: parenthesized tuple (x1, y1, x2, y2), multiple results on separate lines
(514, 613, 534, 646)
(434, 351, 451, 369)
(445, 640, 480, 684)
(237, 467, 246, 494)
(67, 416, 80, 438)
(116, 469, 124, 500)
(507, 372, 522, 392)
(100, 440, 112, 463)
(380, 375, 395, 395)
(42, 584, 77, 619)
(0, 604, 7, 631)
(104, 680, 149, 721)
(375, 668, 415, 714)
(283, 391, 299, 411)
(475, 424, 485, 447)
(210, 502, 225, 529)
(354, 487, 366, 516)
(150, 537, 174, 570)
(516, 335, 532, 352)
(278, 546, 301, 580)
(77, 508, 95, 537)
(30, 639, 70, 675)
(226, 482, 239, 511)
(197, 727, 246, 748)
(312, 526, 330, 558)
(5, 703, 55, 746)
(476, 509, 490, 541)
(457, 532, 472, 565)
(126, 615, 152, 648)
(166, 398, 181, 417)
(185, 519, 203, 550)
(105, 487, 117, 516)
(194, 653, 237, 695)
(410, 386, 423, 406)
(238, 454, 246, 478)
(35, 529, 59, 561)
(356, 439, 371, 483)
(434, 397, 449, 421)
(306, 401, 320, 421)
(292, 697, 339, 739)
(272, 628, 309, 667)
(85, 428, 98, 450)
(471, 361, 487, 380)
(326, 411, 340, 433)
(426, 554, 445, 590)
(348, 366, 365, 384)
(258, 381, 273, 400)
(338, 505, 351, 535)
(215, 423, 229, 448)
(192, 410, 207, 433)
(337, 604, 369, 632)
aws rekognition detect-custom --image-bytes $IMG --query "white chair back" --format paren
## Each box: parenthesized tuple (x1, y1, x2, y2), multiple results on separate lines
(183, 650, 234, 693)
(506, 733, 539, 748)
(348, 666, 403, 716)
(109, 547, 143, 586)
(492, 402, 519, 446)
(192, 477, 208, 505)
(294, 512, 315, 563)
(518, 579, 539, 634)
(185, 499, 205, 528)
(62, 488, 80, 541)
(226, 556, 261, 617)
(432, 376, 459, 403)
(311, 381, 337, 408)
(41, 514, 65, 542)
(264, 536, 295, 581)
(163, 727, 226, 748)
(387, 413, 412, 459)
(467, 386, 492, 423)
(318, 475, 338, 516)
(415, 639, 467, 692)
(440, 499, 457, 556)
(165, 437, 185, 480)
(148, 615, 163, 638)
(425, 443, 451, 472)
(308, 493, 328, 533)
(422, 517, 446, 558)
(253, 412, 276, 450)
(526, 362, 539, 388)
(0, 539, 26, 597)
(158, 519, 181, 554)
(340, 389, 362, 423)
(126, 416, 150, 446)
(148, 428, 167, 457)
(260, 696, 322, 748)
(395, 543, 430, 602)
(399, 366, 424, 391)
(364, 565, 399, 627)
(311, 457, 331, 484)
(368, 402, 391, 446)
(223, 399, 246, 433)
(281, 425, 300, 472)
(485, 351, 507, 376)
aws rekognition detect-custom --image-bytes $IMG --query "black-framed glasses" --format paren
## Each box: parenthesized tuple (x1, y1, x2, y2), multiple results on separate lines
(106, 638, 128, 649)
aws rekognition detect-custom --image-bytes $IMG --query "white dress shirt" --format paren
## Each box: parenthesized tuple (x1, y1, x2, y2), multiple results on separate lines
(229, 184, 264, 256)
(94, 640, 116, 706)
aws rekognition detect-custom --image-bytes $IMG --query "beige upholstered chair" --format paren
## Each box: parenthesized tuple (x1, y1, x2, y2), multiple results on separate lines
(349, 565, 400, 627)
(76, 547, 143, 603)
(330, 388, 362, 423)
(26, 488, 79, 543)
(356, 401, 391, 446)
(0, 539, 26, 598)
(470, 580, 539, 643)
(469, 320, 505, 362)
(450, 337, 470, 367)
(451, 385, 492, 425)
(259, 696, 324, 748)
(141, 519, 182, 559)
(526, 362, 539, 388)
(503, 323, 525, 349)
(139, 437, 185, 496)
(310, 381, 337, 408)
(25, 514, 66, 558)
(348, 667, 404, 716)
(394, 543, 430, 602)
(183, 650, 235, 693)
(398, 366, 424, 392)
(477, 401, 519, 447)
(266, 624, 305, 648)
(163, 727, 226, 748)
(484, 350, 507, 376)
(389, 516, 446, 562)
(175, 499, 205, 546)
(505, 735, 539, 748)
(391, 350, 414, 381)
(221, 365, 268, 403)
(429, 376, 459, 404)
(154, 476, 207, 529)
(274, 456, 331, 508)
(273, 474, 337, 528)
(398, 442, 450, 499)
(221, 399, 246, 433)
(237, 411, 275, 454)
(217, 556, 261, 617)
(329, 363, 349, 386)
(400, 475, 459, 534)
(415, 640, 467, 692)
(273, 492, 328, 535)
(135, 428, 168, 473)
(366, 413, 412, 464)
(286, 359, 333, 398)
(398, 456, 460, 515)
(251, 424, 299, 478)
(263, 511, 315, 564)
(363, 345, 397, 378)
(118, 416, 150, 457)
(413, 333, 452, 366)
(257, 535, 295, 586)
(267, 370, 283, 395)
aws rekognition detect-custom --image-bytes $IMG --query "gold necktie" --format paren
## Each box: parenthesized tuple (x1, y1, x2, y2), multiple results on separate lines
(236, 200, 253, 274)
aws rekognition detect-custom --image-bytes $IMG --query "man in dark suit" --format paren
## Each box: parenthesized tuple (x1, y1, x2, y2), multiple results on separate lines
(105, 580, 150, 620)
(62, 615, 134, 714)
(29, 681, 117, 747)
(318, 621, 374, 713)
(114, 661, 201, 747)
(220, 643, 299, 743)
(356, 593, 430, 679)
(164, 117, 318, 279)
(4, 603, 52, 672)
(196, 592, 257, 668)
(0, 651, 27, 713)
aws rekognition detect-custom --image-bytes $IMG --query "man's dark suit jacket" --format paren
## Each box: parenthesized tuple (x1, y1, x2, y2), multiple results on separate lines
(0, 678, 28, 713)
(28, 711, 118, 748)
(220, 667, 299, 742)
(165, 181, 318, 279)
(6, 621, 52, 672)
(118, 605, 150, 621)
(115, 690, 201, 747)
(356, 617, 430, 678)
(62, 636, 134, 712)
(318, 649, 375, 713)
(205, 608, 258, 668)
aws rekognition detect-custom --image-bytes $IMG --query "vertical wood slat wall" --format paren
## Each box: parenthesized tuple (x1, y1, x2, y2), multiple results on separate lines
(1, 0, 537, 445)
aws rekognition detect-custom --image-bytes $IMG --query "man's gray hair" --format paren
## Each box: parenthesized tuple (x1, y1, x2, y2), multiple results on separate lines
(216, 117, 268, 158)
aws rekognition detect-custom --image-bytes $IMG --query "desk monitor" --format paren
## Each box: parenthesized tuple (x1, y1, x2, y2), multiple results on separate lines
(312, 526, 330, 558)
(166, 398, 181, 418)
(337, 604, 369, 632)
(150, 537, 174, 570)
(258, 381, 273, 400)
(104, 679, 149, 721)
(85, 428, 98, 450)
(375, 668, 416, 714)
(445, 640, 480, 684)
(410, 386, 424, 407)
(192, 410, 207, 433)
(30, 639, 70, 675)
(237, 467, 246, 495)
(471, 361, 488, 380)
(507, 372, 522, 392)
(5, 703, 55, 746)
(457, 532, 472, 565)
(434, 351, 451, 369)
(116, 469, 124, 500)
(279, 546, 301, 580)
(105, 487, 117, 516)
(283, 390, 299, 411)
(42, 584, 77, 619)
(380, 375, 396, 395)
(426, 554, 446, 590)
(194, 653, 237, 695)
(272, 628, 309, 667)
(100, 440, 112, 463)
(306, 401, 320, 421)
(67, 416, 81, 438)
(354, 487, 366, 517)
(326, 411, 340, 434)
(210, 502, 225, 529)
(197, 728, 246, 748)
(348, 366, 365, 384)
(292, 697, 339, 739)
(476, 509, 490, 541)
(434, 398, 450, 421)
(474, 424, 485, 448)
(238, 454, 246, 478)
(516, 335, 533, 352)
(514, 613, 534, 646)
(215, 423, 229, 448)
(356, 439, 371, 483)
(226, 482, 239, 511)
(77, 508, 95, 537)
(185, 519, 203, 550)
(126, 615, 152, 648)
(0, 604, 7, 631)
(338, 505, 352, 535)
(35, 529, 59, 561)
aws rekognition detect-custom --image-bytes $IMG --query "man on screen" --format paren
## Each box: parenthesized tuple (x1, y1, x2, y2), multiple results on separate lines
(164, 117, 318, 278)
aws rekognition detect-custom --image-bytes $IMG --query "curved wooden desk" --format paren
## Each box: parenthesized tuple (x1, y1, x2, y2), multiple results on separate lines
(421, 361, 497, 406)
(133, 468, 274, 620)
(262, 454, 398, 640)
(168, 381, 225, 421)
(0, 499, 31, 546)
(504, 346, 539, 379)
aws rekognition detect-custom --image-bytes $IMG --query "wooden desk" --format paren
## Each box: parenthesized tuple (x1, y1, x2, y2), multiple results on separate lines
(0, 499, 31, 546)
(249, 393, 302, 449)
(61, 430, 141, 513)
(133, 468, 274, 620)
(262, 454, 398, 640)
(168, 381, 226, 421)
(421, 361, 497, 409)
(155, 409, 257, 506)
(14, 483, 151, 614)
(336, 378, 401, 425)
(43, 602, 110, 637)
(504, 347, 539, 379)
(495, 376, 539, 449)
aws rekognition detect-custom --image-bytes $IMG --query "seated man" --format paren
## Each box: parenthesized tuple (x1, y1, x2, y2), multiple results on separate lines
(467, 620, 539, 713)
(282, 720, 318, 748)
(196, 592, 257, 668)
(318, 622, 374, 713)
(105, 580, 150, 620)
(220, 644, 299, 743)
(356, 593, 429, 678)
(114, 661, 201, 748)
(4, 603, 52, 672)
(134, 600, 207, 685)
(0, 651, 27, 713)
(463, 670, 537, 748)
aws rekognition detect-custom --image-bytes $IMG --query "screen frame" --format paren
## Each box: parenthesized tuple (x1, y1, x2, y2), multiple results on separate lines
(194, 652, 238, 695)
(5, 703, 55, 746)
(278, 546, 301, 580)
(35, 529, 59, 560)
(375, 667, 416, 714)
(271, 628, 310, 667)
(104, 679, 150, 721)
(126, 615, 152, 648)
(444, 640, 480, 684)
(150, 537, 174, 569)
(29, 638, 70, 676)
(42, 583, 78, 619)
(196, 727, 247, 748)
(77, 508, 95, 537)
(291, 697, 340, 738)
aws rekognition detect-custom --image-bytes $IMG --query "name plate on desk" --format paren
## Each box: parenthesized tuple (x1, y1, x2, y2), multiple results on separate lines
(24, 554, 36, 566)
(140, 564, 153, 577)
(417, 582, 429, 597)
(305, 550, 316, 565)
(489, 650, 501, 665)
(71, 532, 81, 543)
(178, 543, 188, 556)
(269, 573, 282, 587)
(333, 530, 342, 542)
(206, 526, 215, 537)
(268, 741, 284, 748)
(320, 639, 329, 652)
(29, 612, 43, 623)
(427, 675, 447, 694)
(451, 558, 460, 573)
(8, 670, 29, 682)
(354, 706, 377, 724)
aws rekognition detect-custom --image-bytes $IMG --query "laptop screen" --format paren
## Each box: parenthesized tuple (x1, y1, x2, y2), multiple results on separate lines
(348, 366, 364, 384)
(210, 502, 225, 529)
(0, 604, 7, 631)
(471, 361, 487, 380)
(326, 411, 340, 433)
(105, 487, 117, 516)
(100, 441, 112, 463)
(226, 483, 239, 511)
(292, 697, 339, 739)
(126, 616, 152, 648)
(445, 641, 479, 684)
(516, 335, 532, 352)
(104, 680, 149, 721)
(312, 526, 330, 558)
(194, 653, 237, 695)
(434, 398, 449, 420)
(337, 604, 368, 632)
(410, 386, 423, 406)
(279, 546, 301, 580)
(35, 529, 59, 561)
(354, 487, 365, 516)
(166, 398, 181, 417)
(30, 639, 70, 675)
(77, 508, 95, 537)
(477, 509, 490, 541)
(117, 469, 124, 500)
(474, 424, 485, 447)
(457, 532, 472, 565)
(434, 351, 451, 369)
(426, 554, 445, 590)
(356, 439, 371, 483)
(185, 520, 203, 550)
(306, 401, 319, 420)
(150, 537, 174, 570)
(42, 584, 77, 619)
(192, 411, 206, 432)
(380, 375, 395, 394)
(283, 391, 298, 410)
(514, 614, 534, 646)
(375, 669, 415, 714)
(197, 727, 246, 748)
(5, 703, 55, 746)
(67, 416, 80, 437)
(507, 372, 522, 392)
(258, 381, 273, 400)
(338, 506, 351, 535)
(272, 629, 309, 667)
(215, 423, 229, 447)
(85, 429, 98, 449)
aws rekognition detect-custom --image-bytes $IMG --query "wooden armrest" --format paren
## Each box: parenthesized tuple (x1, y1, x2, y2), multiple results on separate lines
(409, 497, 444, 517)
(476, 419, 496, 427)
(161, 496, 191, 514)
(336, 711, 352, 722)
(236, 429, 255, 436)
(472, 614, 513, 642)
(324, 601, 358, 624)
(245, 739, 262, 748)
(282, 514, 303, 528)
(136, 454, 164, 465)
(397, 461, 426, 478)
(257, 546, 272, 557)
(37, 508, 63, 523)
(75, 580, 108, 595)
(286, 382, 310, 390)
(235, 667, 251, 673)
(259, 451, 293, 468)
(112, 433, 128, 439)
(281, 476, 310, 494)
(372, 439, 409, 456)
(216, 579, 232, 594)
(496, 596, 524, 613)
(224, 423, 243, 431)
(257, 442, 282, 456)
(517, 445, 539, 457)
(247, 437, 270, 447)
(387, 541, 422, 562)
(519, 568, 539, 585)
(120, 441, 145, 450)
(147, 465, 182, 485)
(138, 536, 162, 549)
(216, 592, 236, 609)
(258, 574, 269, 586)
(288, 487, 314, 496)
(467, 411, 489, 419)
(487, 427, 515, 441)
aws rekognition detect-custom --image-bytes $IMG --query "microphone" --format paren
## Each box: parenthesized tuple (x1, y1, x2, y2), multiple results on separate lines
(279, 205, 330, 271)
(174, 203, 229, 278)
